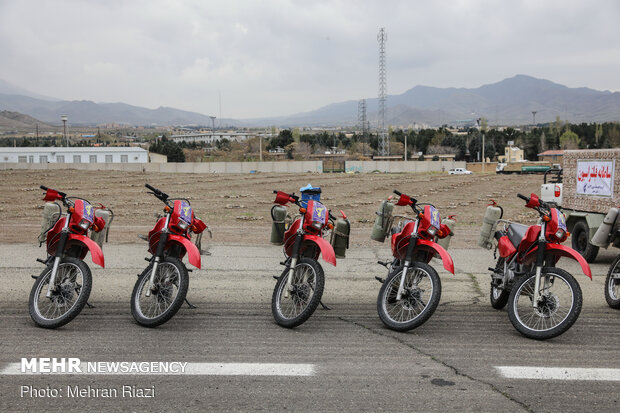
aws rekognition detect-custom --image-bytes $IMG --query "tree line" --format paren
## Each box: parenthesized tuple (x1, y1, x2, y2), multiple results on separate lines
(266, 120, 619, 161)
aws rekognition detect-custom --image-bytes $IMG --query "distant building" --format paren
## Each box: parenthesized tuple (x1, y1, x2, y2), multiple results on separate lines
(537, 149, 564, 163)
(504, 146, 524, 162)
(0, 147, 148, 163)
(171, 131, 272, 144)
(420, 154, 456, 161)
(149, 152, 168, 163)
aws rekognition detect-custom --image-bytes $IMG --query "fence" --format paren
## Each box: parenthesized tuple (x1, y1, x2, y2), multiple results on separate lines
(1, 160, 467, 174)
(345, 160, 465, 173)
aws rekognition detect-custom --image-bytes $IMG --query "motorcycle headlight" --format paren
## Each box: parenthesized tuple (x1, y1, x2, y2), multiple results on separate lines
(177, 219, 190, 230)
(427, 225, 438, 236)
(555, 229, 566, 240)
(79, 219, 90, 230)
(311, 220, 323, 230)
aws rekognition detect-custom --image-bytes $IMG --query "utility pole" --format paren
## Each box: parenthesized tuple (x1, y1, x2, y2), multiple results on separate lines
(61, 115, 68, 147)
(377, 27, 388, 156)
(358, 99, 367, 157)
(482, 130, 485, 173)
(477, 118, 485, 173)
(404, 133, 407, 161)
(259, 135, 263, 162)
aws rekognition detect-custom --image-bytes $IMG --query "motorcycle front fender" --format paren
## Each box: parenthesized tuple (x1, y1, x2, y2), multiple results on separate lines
(523, 243, 592, 279)
(303, 234, 337, 266)
(167, 233, 201, 269)
(66, 234, 105, 268)
(415, 239, 455, 274)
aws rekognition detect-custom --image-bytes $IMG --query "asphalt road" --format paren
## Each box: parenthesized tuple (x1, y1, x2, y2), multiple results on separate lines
(1, 243, 619, 412)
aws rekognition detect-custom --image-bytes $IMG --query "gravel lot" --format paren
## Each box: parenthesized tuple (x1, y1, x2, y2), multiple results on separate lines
(0, 169, 543, 246)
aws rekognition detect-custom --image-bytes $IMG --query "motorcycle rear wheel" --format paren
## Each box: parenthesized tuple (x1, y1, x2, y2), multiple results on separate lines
(490, 257, 509, 309)
(272, 257, 325, 328)
(604, 254, 620, 309)
(507, 267, 582, 340)
(131, 257, 189, 328)
(377, 262, 441, 332)
(29, 257, 92, 329)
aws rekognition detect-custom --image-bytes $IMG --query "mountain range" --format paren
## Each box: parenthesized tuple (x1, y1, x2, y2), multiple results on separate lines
(253, 75, 620, 127)
(0, 110, 55, 130)
(1, 75, 619, 128)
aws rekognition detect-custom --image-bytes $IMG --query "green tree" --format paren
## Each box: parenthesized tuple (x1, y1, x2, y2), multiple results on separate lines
(149, 136, 186, 162)
(607, 125, 620, 147)
(267, 129, 294, 150)
(559, 130, 580, 149)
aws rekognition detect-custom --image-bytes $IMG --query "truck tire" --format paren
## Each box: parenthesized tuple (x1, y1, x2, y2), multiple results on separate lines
(571, 221, 599, 263)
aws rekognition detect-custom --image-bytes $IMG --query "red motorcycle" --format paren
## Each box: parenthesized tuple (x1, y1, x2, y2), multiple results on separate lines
(29, 186, 107, 328)
(271, 189, 346, 328)
(375, 190, 455, 331)
(487, 193, 592, 340)
(131, 184, 208, 327)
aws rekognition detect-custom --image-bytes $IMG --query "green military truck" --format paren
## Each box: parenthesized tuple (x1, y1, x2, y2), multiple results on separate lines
(540, 149, 619, 262)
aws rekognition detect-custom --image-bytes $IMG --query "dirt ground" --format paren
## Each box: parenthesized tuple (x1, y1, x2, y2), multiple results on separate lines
(0, 169, 543, 247)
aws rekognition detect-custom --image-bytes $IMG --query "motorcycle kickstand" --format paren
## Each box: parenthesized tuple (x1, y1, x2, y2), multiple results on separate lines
(85, 302, 96, 309)
(185, 298, 197, 309)
(319, 301, 331, 310)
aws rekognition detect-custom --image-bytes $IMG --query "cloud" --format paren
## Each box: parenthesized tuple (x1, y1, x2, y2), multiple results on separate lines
(0, 0, 619, 118)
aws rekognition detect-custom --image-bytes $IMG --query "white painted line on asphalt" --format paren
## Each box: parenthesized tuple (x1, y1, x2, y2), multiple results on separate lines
(183, 363, 315, 376)
(0, 362, 315, 376)
(495, 366, 620, 381)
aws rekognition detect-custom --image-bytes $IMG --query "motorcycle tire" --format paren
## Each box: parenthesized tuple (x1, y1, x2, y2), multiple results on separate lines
(604, 254, 620, 309)
(507, 267, 582, 340)
(131, 257, 189, 328)
(571, 221, 599, 263)
(272, 257, 325, 328)
(490, 257, 510, 310)
(377, 262, 441, 332)
(29, 257, 92, 329)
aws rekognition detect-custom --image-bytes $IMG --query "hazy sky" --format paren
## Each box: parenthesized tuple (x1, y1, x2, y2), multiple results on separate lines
(1, 0, 619, 119)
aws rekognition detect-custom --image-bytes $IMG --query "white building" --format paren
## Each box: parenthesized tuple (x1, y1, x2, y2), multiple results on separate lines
(171, 131, 273, 144)
(0, 147, 149, 164)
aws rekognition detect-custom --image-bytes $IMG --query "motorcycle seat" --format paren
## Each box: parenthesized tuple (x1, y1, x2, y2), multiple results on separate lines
(507, 223, 529, 247)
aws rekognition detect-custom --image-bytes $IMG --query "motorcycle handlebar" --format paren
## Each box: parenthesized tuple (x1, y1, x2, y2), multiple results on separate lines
(517, 192, 550, 212)
(393, 190, 402, 196)
(145, 184, 169, 202)
(41, 185, 67, 199)
(274, 190, 299, 205)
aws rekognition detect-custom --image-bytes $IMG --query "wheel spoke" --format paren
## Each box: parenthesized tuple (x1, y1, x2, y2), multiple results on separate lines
(275, 262, 318, 322)
(513, 271, 575, 332)
(382, 266, 435, 324)
(135, 262, 182, 320)
(33, 262, 86, 322)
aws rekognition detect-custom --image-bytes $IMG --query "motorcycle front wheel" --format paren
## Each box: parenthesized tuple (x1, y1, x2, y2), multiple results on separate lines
(604, 254, 620, 309)
(377, 262, 441, 332)
(131, 257, 189, 327)
(29, 257, 92, 329)
(272, 257, 325, 328)
(507, 267, 582, 340)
